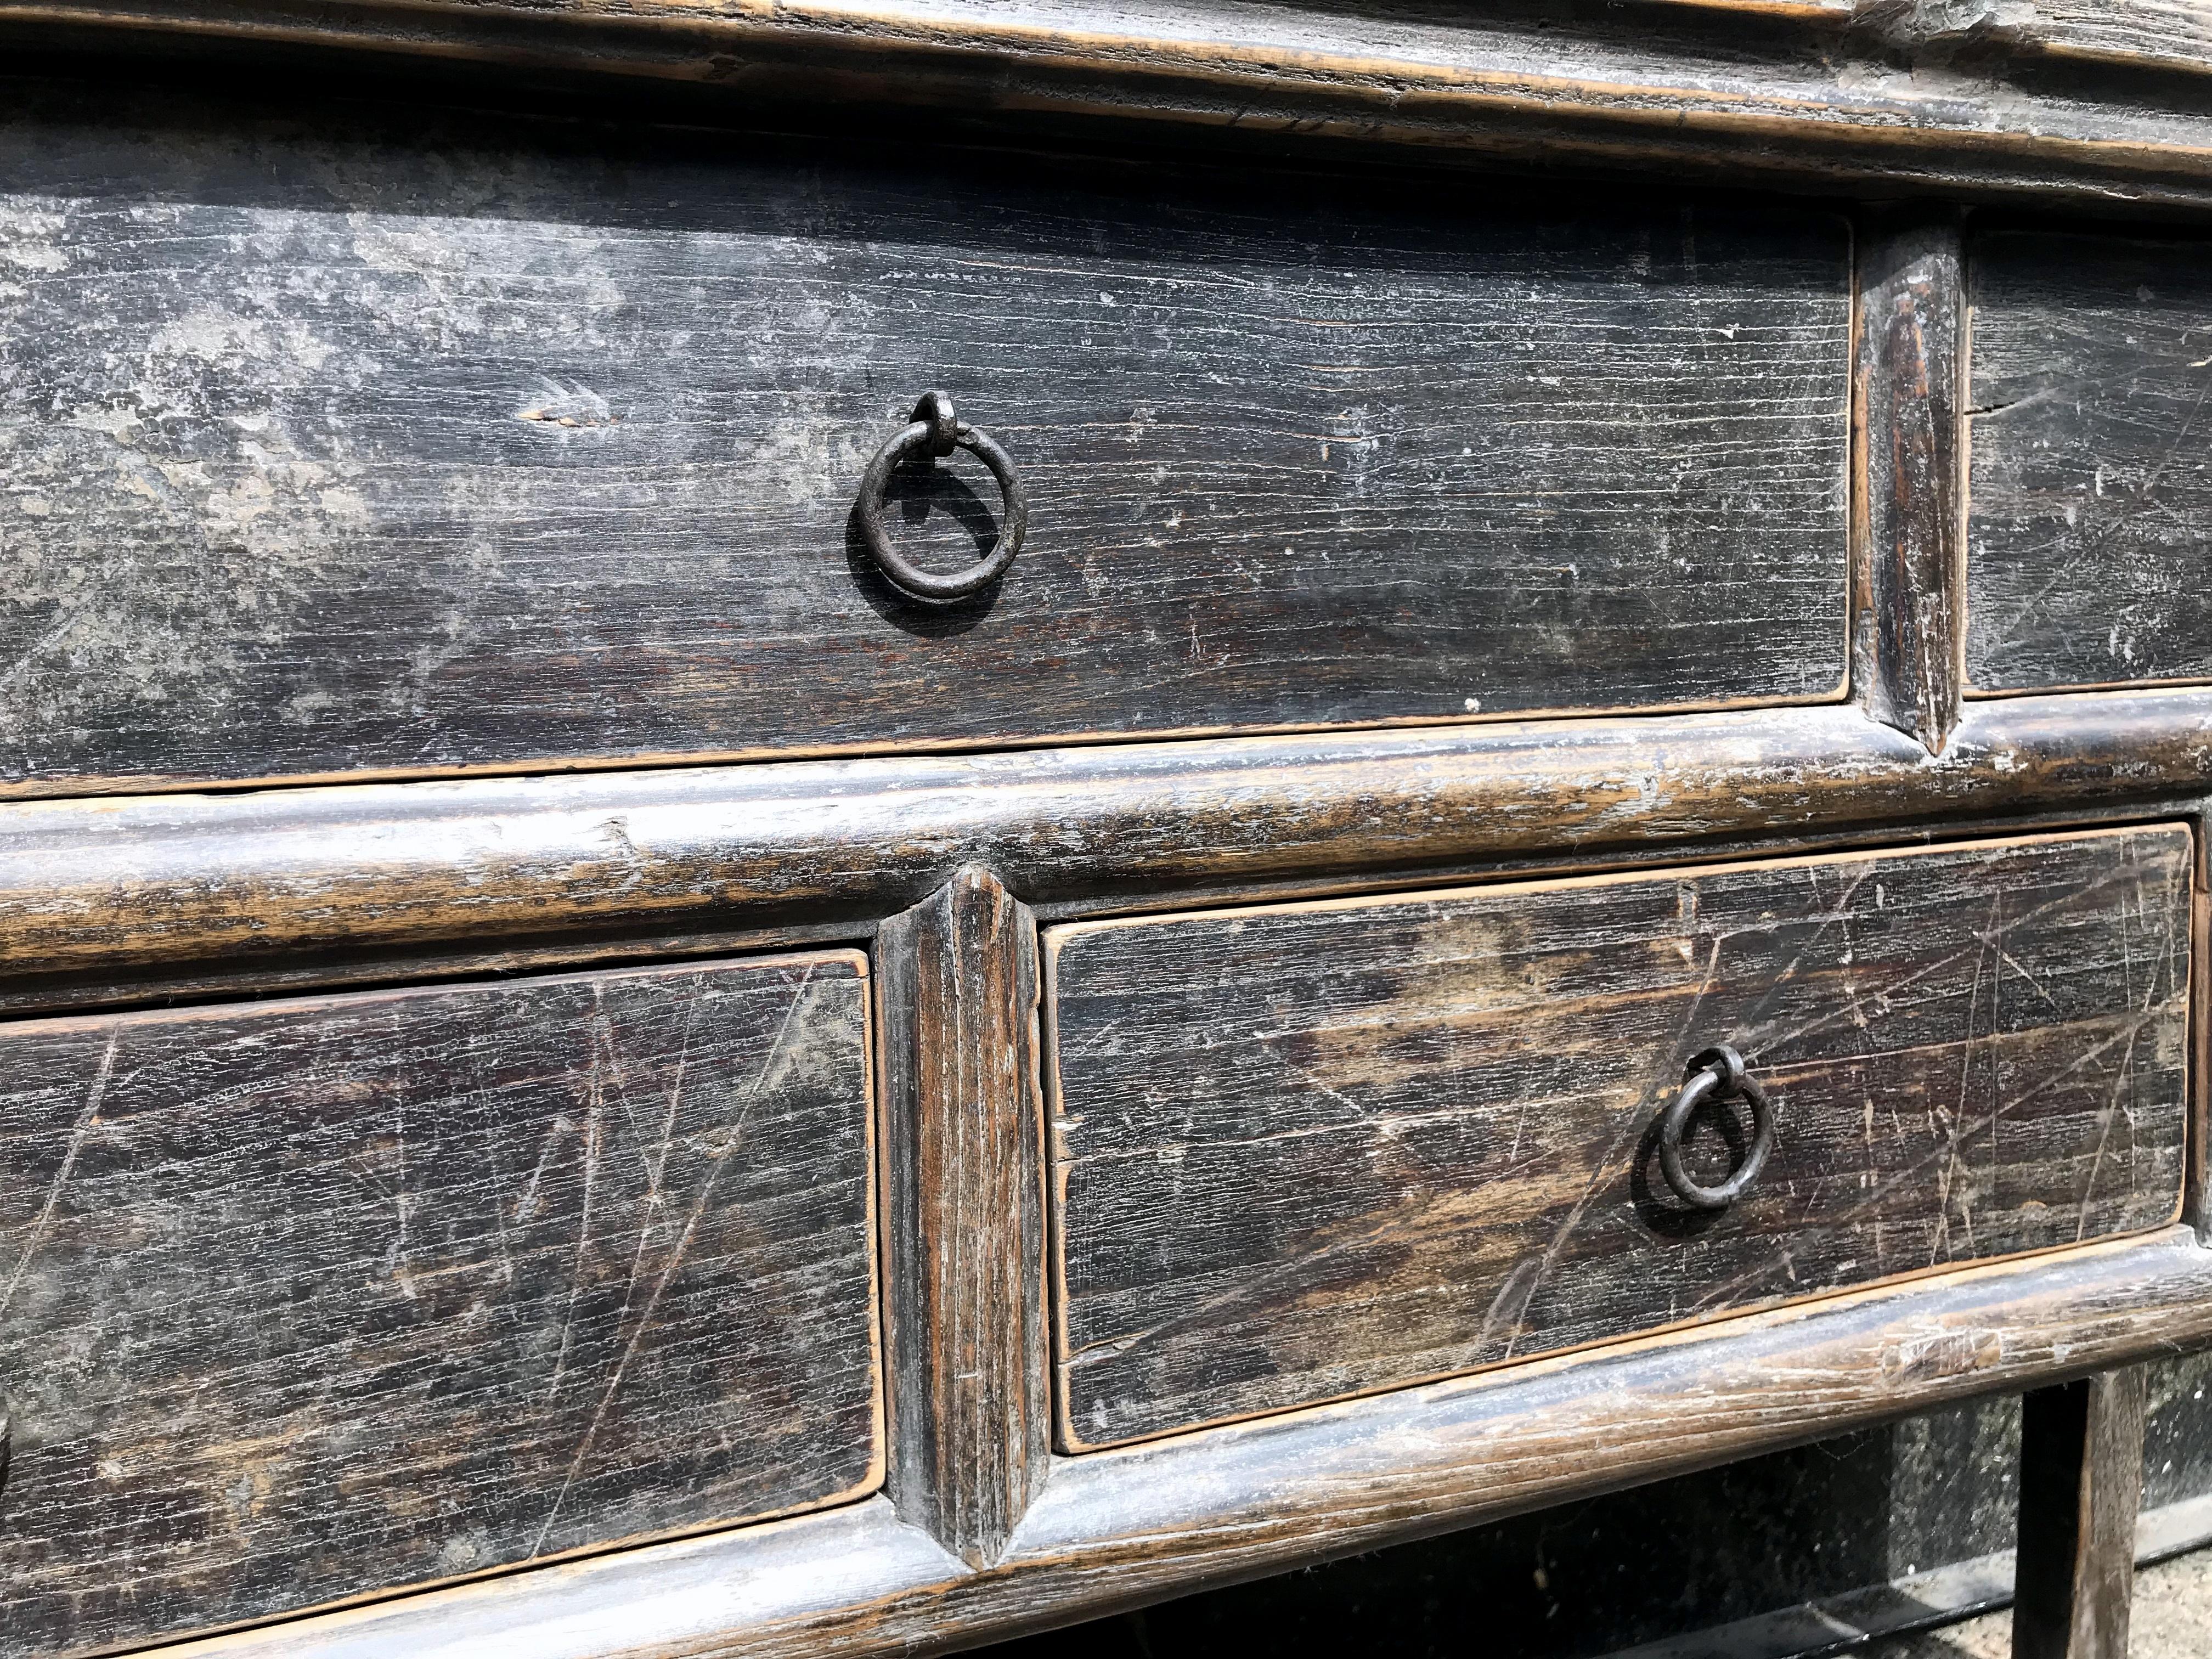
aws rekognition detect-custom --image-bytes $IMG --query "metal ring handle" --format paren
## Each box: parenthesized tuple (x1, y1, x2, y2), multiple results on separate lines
(853, 391, 1028, 605)
(1657, 1043, 1775, 1210)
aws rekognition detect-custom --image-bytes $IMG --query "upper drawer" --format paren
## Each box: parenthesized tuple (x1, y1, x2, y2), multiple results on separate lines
(1046, 826, 2192, 1450)
(1968, 229, 2212, 692)
(0, 98, 1851, 795)
(0, 952, 878, 1659)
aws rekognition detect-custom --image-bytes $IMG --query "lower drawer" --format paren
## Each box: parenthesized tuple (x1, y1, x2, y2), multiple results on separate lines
(1046, 826, 2193, 1450)
(0, 952, 879, 1659)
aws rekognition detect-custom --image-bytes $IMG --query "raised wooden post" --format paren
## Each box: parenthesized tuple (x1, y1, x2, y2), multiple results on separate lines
(874, 866, 1050, 1567)
(2012, 1367, 2147, 1659)
(1853, 210, 1965, 755)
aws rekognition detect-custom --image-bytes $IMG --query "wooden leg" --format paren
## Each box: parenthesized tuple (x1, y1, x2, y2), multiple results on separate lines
(2013, 1367, 2147, 1659)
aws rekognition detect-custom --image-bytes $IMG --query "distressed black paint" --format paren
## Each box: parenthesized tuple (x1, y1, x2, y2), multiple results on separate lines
(1048, 828, 2193, 1448)
(0, 87, 1850, 795)
(1967, 230, 2212, 693)
(0, 952, 879, 1658)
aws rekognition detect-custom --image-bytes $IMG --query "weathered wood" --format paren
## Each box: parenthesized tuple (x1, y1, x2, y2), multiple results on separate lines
(2193, 801, 2212, 1239)
(1657, 0, 2212, 81)
(1966, 229, 2212, 693)
(2, 693, 2211, 1016)
(874, 868, 1048, 1567)
(2014, 1367, 2149, 1659)
(0, 952, 881, 1658)
(1853, 212, 1963, 752)
(21, 5, 2212, 212)
(1047, 827, 2192, 1447)
(2018, 3, 2212, 80)
(143, 1228, 2212, 1659)
(0, 83, 1850, 797)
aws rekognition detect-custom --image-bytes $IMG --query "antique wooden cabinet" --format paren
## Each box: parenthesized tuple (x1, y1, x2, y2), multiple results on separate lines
(0, 5, 2209, 1658)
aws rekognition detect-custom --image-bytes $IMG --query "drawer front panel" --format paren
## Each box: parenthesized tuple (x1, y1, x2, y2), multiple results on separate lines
(0, 952, 878, 1658)
(1047, 828, 2192, 1450)
(1968, 230, 2212, 692)
(0, 91, 1849, 795)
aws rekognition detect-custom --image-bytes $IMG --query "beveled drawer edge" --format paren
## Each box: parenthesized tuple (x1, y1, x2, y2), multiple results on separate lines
(1968, 675, 2212, 701)
(1040, 817, 2186, 946)
(149, 1225, 2212, 1659)
(0, 679, 1855, 810)
(2, 689, 2210, 1020)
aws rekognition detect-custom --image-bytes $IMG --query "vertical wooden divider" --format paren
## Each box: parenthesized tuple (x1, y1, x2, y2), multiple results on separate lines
(1854, 210, 1966, 754)
(2189, 800, 2211, 1241)
(875, 866, 1050, 1568)
(2013, 1368, 2148, 1659)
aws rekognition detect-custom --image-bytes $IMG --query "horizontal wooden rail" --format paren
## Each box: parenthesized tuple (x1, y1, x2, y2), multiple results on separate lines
(14, 0, 2212, 211)
(160, 1227, 2212, 1659)
(0, 690, 2206, 1009)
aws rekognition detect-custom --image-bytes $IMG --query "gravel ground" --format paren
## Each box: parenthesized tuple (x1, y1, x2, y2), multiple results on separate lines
(1858, 1549, 2212, 1658)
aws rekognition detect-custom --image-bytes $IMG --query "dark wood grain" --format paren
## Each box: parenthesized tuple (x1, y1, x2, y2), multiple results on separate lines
(20, 3, 2212, 213)
(2015, 1367, 2148, 1659)
(1966, 230, 2212, 695)
(0, 85, 1849, 797)
(1854, 212, 1963, 752)
(0, 952, 880, 1658)
(2, 694, 2212, 1017)
(139, 1229, 2212, 1659)
(1047, 827, 2193, 1448)
(875, 868, 1049, 1567)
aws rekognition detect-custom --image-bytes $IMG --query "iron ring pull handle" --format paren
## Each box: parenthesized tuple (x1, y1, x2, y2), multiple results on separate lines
(1657, 1044, 1776, 1211)
(853, 391, 1028, 605)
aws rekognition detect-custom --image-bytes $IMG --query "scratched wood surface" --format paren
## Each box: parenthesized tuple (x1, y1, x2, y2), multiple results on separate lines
(1047, 827, 2193, 1449)
(0, 952, 879, 1659)
(0, 83, 1852, 797)
(1966, 230, 2212, 694)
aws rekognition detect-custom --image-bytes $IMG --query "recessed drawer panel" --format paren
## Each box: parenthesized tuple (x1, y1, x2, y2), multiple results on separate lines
(1968, 230, 2212, 692)
(0, 952, 879, 1658)
(1047, 827, 2192, 1450)
(0, 91, 1849, 795)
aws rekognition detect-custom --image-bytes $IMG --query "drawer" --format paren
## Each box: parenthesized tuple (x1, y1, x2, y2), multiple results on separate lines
(1967, 229, 2212, 692)
(1046, 826, 2192, 1449)
(0, 952, 878, 1658)
(0, 89, 1849, 796)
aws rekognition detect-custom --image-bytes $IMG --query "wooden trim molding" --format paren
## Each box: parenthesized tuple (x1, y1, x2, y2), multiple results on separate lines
(153, 1227, 2212, 1659)
(14, 1, 2212, 211)
(874, 870, 1050, 1567)
(16, 1, 2212, 212)
(1853, 210, 1966, 755)
(2191, 801, 2212, 1241)
(1, 689, 2208, 1013)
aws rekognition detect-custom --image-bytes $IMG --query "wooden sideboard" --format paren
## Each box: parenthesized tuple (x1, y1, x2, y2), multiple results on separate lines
(1, 7, 2209, 1657)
